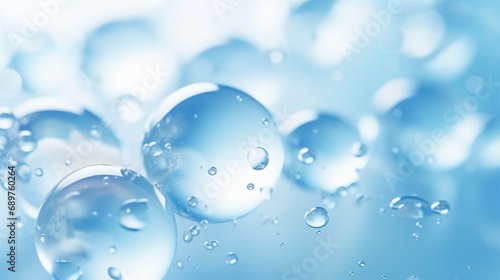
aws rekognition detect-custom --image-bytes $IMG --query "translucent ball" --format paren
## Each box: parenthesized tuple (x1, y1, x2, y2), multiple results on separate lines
(282, 110, 368, 193)
(379, 86, 475, 171)
(35, 165, 177, 280)
(142, 83, 285, 222)
(82, 19, 177, 117)
(12, 97, 124, 219)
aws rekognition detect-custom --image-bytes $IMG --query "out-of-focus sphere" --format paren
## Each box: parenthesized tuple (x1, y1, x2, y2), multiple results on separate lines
(35, 165, 177, 280)
(142, 83, 285, 222)
(282, 110, 368, 193)
(12, 98, 124, 219)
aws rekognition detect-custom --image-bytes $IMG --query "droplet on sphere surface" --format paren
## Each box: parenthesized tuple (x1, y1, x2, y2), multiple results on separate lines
(247, 147, 270, 170)
(187, 196, 199, 208)
(297, 147, 316, 164)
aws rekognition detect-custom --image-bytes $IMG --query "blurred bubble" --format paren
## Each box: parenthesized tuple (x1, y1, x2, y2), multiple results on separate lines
(82, 19, 177, 105)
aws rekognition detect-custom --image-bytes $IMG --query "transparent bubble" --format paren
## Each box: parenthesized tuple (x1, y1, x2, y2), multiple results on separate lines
(34, 168, 44, 177)
(142, 83, 284, 222)
(304, 207, 329, 228)
(0, 109, 17, 131)
(53, 260, 82, 280)
(389, 196, 434, 219)
(187, 196, 199, 208)
(175, 260, 184, 269)
(358, 261, 365, 267)
(34, 165, 177, 280)
(247, 147, 270, 170)
(297, 147, 316, 164)
(226, 252, 238, 265)
(17, 130, 37, 153)
(13, 97, 124, 220)
(247, 183, 255, 191)
(283, 111, 368, 193)
(183, 230, 194, 243)
(82, 19, 177, 103)
(208, 166, 217, 176)
(430, 200, 450, 215)
(380, 87, 471, 170)
(108, 267, 122, 280)
(190, 225, 201, 236)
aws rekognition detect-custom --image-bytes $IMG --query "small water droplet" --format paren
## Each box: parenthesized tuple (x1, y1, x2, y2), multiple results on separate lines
(17, 130, 37, 153)
(190, 225, 201, 236)
(260, 187, 273, 200)
(430, 200, 450, 215)
(226, 252, 238, 265)
(90, 126, 102, 139)
(297, 147, 316, 164)
(358, 261, 365, 267)
(415, 222, 423, 228)
(108, 267, 122, 279)
(336, 187, 349, 197)
(268, 50, 284, 64)
(164, 143, 172, 150)
(148, 142, 163, 157)
(208, 166, 217, 176)
(117, 199, 149, 231)
(187, 196, 199, 208)
(427, 156, 435, 163)
(389, 196, 432, 219)
(381, 275, 386, 280)
(262, 118, 269, 125)
(436, 218, 441, 225)
(247, 183, 255, 191)
(236, 95, 243, 101)
(412, 232, 420, 240)
(280, 242, 285, 247)
(351, 141, 367, 157)
(35, 168, 44, 177)
(53, 261, 82, 280)
(316, 230, 321, 235)
(40, 234, 46, 243)
(205, 240, 219, 250)
(65, 159, 72, 166)
(183, 229, 193, 243)
(175, 260, 184, 269)
(247, 147, 269, 170)
(305, 207, 329, 228)
(349, 271, 355, 276)
(109, 246, 116, 255)
(18, 163, 31, 182)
